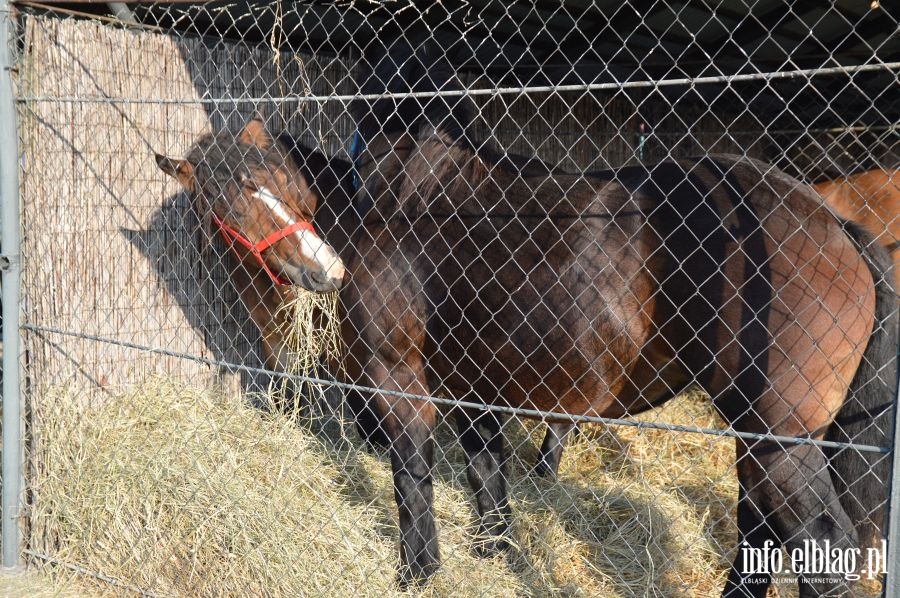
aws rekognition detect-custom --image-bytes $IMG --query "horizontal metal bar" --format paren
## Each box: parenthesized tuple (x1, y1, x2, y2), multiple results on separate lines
(481, 124, 900, 141)
(24, 323, 892, 454)
(15, 61, 900, 106)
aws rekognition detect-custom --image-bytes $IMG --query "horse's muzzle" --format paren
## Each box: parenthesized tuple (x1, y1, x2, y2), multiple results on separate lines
(308, 267, 345, 293)
(283, 260, 346, 293)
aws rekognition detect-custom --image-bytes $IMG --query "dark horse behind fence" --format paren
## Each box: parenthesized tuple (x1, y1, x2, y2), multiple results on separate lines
(343, 42, 897, 596)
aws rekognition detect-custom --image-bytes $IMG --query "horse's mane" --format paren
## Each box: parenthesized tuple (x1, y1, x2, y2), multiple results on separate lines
(352, 40, 476, 148)
(354, 42, 588, 217)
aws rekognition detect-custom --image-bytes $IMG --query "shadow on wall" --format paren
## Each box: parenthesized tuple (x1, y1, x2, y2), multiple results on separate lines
(172, 37, 358, 158)
(120, 190, 275, 399)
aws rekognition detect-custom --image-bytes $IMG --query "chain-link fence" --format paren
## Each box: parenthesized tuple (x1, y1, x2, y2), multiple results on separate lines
(2, 2, 899, 597)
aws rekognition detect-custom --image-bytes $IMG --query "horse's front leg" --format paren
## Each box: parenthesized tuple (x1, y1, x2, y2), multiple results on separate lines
(366, 355, 440, 587)
(454, 407, 511, 555)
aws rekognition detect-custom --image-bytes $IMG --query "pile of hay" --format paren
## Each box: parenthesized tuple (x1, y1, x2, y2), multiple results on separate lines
(30, 380, 397, 597)
(26, 381, 883, 597)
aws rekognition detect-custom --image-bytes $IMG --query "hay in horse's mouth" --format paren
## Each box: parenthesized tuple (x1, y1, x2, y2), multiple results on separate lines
(275, 286, 344, 388)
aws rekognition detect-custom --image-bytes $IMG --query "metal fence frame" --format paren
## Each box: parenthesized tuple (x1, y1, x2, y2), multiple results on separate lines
(2, 2, 900, 595)
(1, 0, 23, 573)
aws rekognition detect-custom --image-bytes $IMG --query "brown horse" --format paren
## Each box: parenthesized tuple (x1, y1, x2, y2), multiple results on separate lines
(343, 42, 897, 596)
(538, 167, 900, 481)
(155, 120, 347, 375)
(815, 169, 900, 290)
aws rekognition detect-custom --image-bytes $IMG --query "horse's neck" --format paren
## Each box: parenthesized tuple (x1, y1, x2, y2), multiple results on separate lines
(227, 253, 292, 368)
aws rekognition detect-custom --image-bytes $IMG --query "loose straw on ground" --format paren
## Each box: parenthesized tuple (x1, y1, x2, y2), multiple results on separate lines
(26, 381, 884, 598)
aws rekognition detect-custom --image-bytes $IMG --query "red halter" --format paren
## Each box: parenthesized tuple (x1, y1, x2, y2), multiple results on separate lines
(210, 212, 316, 286)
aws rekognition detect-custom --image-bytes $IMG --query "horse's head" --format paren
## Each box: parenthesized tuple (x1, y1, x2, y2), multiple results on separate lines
(350, 40, 476, 218)
(155, 119, 345, 293)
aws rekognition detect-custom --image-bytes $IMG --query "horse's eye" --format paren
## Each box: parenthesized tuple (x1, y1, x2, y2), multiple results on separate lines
(239, 172, 261, 193)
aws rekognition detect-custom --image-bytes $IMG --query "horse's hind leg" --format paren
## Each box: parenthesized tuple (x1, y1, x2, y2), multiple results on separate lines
(734, 440, 857, 598)
(454, 408, 511, 555)
(534, 422, 574, 478)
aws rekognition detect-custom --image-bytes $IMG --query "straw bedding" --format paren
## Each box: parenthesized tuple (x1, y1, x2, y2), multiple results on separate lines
(26, 372, 883, 597)
(27, 377, 744, 598)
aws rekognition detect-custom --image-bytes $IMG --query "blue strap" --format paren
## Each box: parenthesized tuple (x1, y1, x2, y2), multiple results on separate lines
(348, 130, 365, 192)
(348, 130, 375, 217)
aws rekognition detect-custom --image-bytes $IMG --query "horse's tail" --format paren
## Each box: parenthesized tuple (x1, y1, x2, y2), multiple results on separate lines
(825, 219, 898, 551)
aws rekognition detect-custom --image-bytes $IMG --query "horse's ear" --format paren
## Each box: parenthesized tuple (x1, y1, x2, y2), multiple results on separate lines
(238, 118, 272, 149)
(155, 153, 195, 192)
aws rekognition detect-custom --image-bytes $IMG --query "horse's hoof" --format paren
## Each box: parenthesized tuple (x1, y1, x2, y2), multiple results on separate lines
(472, 535, 510, 558)
(532, 462, 558, 479)
(397, 560, 440, 589)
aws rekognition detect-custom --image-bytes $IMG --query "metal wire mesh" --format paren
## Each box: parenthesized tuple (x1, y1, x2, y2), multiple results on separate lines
(3, 2, 899, 597)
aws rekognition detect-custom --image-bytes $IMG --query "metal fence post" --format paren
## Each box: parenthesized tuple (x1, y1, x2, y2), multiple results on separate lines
(0, 0, 22, 571)
(884, 342, 900, 597)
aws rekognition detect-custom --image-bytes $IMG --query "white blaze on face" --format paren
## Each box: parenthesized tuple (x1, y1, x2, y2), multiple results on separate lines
(253, 186, 346, 281)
